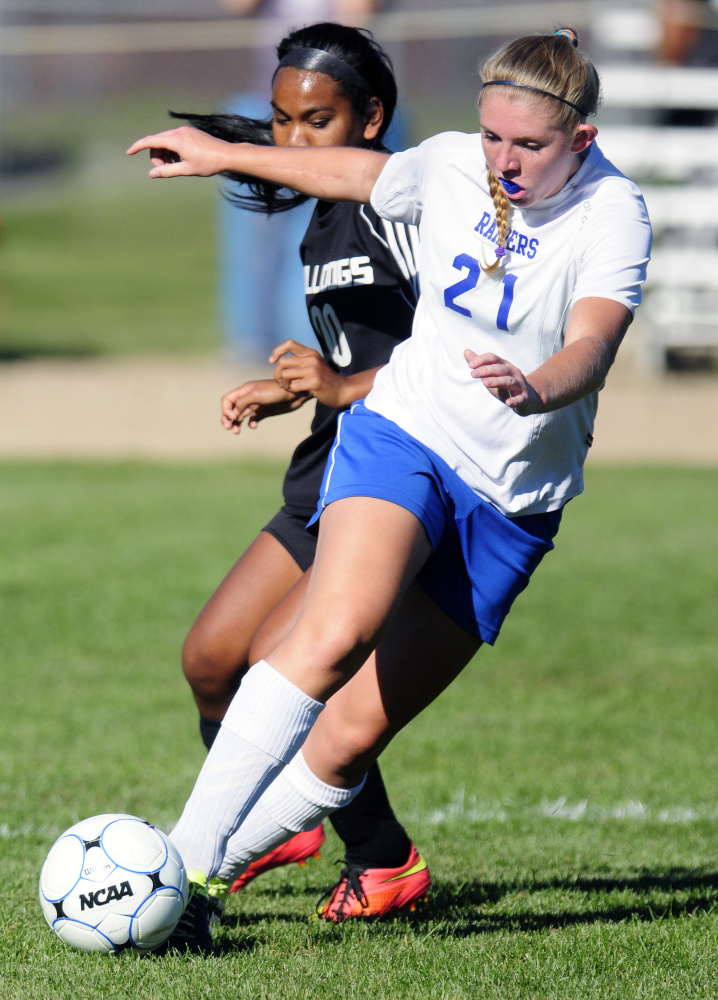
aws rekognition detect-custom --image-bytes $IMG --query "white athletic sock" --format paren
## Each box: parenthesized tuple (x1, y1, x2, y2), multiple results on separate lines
(217, 750, 365, 883)
(170, 660, 323, 878)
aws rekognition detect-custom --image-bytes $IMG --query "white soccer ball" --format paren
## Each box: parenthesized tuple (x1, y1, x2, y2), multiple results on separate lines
(39, 813, 187, 954)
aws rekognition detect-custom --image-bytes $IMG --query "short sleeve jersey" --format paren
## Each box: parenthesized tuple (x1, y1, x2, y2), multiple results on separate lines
(368, 133, 652, 516)
(281, 198, 419, 516)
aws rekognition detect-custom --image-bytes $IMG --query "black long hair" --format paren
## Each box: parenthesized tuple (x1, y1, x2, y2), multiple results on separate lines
(171, 22, 398, 213)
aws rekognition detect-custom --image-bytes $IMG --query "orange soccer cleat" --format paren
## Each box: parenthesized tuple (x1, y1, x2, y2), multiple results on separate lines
(229, 824, 325, 893)
(317, 844, 430, 921)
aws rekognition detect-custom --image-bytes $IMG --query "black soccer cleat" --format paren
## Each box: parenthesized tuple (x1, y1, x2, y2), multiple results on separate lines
(156, 869, 213, 955)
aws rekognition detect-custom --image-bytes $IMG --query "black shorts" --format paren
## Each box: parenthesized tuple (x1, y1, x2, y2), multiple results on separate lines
(262, 506, 318, 573)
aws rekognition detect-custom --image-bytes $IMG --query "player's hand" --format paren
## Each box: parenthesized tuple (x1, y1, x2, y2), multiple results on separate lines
(270, 340, 349, 409)
(221, 378, 307, 434)
(126, 126, 232, 178)
(464, 349, 542, 415)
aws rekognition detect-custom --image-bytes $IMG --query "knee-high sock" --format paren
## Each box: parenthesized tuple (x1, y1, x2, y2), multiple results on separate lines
(217, 750, 365, 882)
(170, 660, 323, 878)
(199, 714, 221, 751)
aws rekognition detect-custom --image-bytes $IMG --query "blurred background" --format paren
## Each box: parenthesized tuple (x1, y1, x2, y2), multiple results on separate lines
(2, 0, 718, 461)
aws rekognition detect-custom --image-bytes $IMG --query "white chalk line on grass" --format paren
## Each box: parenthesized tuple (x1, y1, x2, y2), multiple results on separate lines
(410, 791, 718, 826)
(4, 796, 718, 840)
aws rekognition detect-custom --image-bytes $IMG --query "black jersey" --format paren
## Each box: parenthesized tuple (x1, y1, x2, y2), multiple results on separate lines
(281, 198, 419, 517)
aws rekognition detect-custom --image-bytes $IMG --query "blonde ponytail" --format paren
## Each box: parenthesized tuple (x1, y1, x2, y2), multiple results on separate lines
(482, 168, 512, 274)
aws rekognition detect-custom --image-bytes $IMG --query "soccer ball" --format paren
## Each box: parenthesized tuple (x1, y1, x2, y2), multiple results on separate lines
(39, 813, 188, 954)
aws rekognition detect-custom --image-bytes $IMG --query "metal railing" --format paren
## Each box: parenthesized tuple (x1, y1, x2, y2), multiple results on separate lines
(0, 3, 662, 56)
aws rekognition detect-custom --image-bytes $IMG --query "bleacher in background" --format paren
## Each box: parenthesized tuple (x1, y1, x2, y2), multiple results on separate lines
(598, 63, 718, 370)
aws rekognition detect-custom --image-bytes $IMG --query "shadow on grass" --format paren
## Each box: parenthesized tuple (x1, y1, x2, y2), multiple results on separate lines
(215, 867, 718, 948)
(409, 868, 718, 936)
(0, 345, 101, 362)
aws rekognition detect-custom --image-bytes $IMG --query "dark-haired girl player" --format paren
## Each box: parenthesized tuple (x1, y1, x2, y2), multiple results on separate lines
(173, 22, 428, 924)
(129, 26, 651, 953)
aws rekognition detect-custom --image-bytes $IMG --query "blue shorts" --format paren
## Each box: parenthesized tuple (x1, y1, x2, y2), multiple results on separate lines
(309, 402, 562, 644)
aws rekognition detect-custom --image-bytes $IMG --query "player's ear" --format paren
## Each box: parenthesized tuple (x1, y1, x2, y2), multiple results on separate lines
(571, 123, 597, 154)
(363, 98, 384, 142)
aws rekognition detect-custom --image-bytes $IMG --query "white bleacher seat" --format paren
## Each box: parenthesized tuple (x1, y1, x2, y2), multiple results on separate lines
(596, 65, 718, 369)
(598, 127, 718, 181)
(641, 187, 718, 228)
(599, 65, 718, 111)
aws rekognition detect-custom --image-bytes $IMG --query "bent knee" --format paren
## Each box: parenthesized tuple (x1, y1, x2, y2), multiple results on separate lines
(317, 709, 393, 770)
(181, 626, 249, 704)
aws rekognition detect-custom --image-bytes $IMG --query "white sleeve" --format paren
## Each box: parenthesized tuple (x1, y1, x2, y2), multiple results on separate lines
(572, 181, 652, 314)
(370, 132, 470, 227)
(370, 146, 425, 226)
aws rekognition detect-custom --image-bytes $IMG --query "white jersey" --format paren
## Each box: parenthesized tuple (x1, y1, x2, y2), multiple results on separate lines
(367, 132, 652, 516)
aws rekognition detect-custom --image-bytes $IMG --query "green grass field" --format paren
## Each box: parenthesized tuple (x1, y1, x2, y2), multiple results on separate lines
(1, 89, 230, 359)
(1, 182, 220, 358)
(1, 460, 717, 999)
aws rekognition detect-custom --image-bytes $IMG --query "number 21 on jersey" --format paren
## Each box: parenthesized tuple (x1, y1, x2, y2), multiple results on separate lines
(444, 253, 517, 331)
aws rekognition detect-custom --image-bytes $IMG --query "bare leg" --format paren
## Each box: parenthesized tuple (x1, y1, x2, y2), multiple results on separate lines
(301, 580, 482, 788)
(266, 496, 433, 699)
(252, 553, 481, 788)
(249, 565, 312, 661)
(213, 579, 480, 889)
(182, 531, 303, 720)
(170, 498, 432, 877)
(250, 568, 417, 871)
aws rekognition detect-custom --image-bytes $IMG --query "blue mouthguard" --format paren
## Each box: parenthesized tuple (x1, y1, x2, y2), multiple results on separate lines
(499, 178, 522, 194)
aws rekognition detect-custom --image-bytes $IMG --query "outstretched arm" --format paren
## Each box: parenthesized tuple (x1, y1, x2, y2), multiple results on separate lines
(127, 126, 388, 203)
(465, 297, 632, 415)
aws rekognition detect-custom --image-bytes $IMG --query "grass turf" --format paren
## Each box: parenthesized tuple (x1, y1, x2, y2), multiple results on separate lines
(0, 182, 220, 358)
(1, 461, 717, 998)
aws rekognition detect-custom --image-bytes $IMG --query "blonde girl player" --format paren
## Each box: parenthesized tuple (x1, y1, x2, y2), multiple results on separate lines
(173, 22, 429, 922)
(128, 26, 652, 952)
